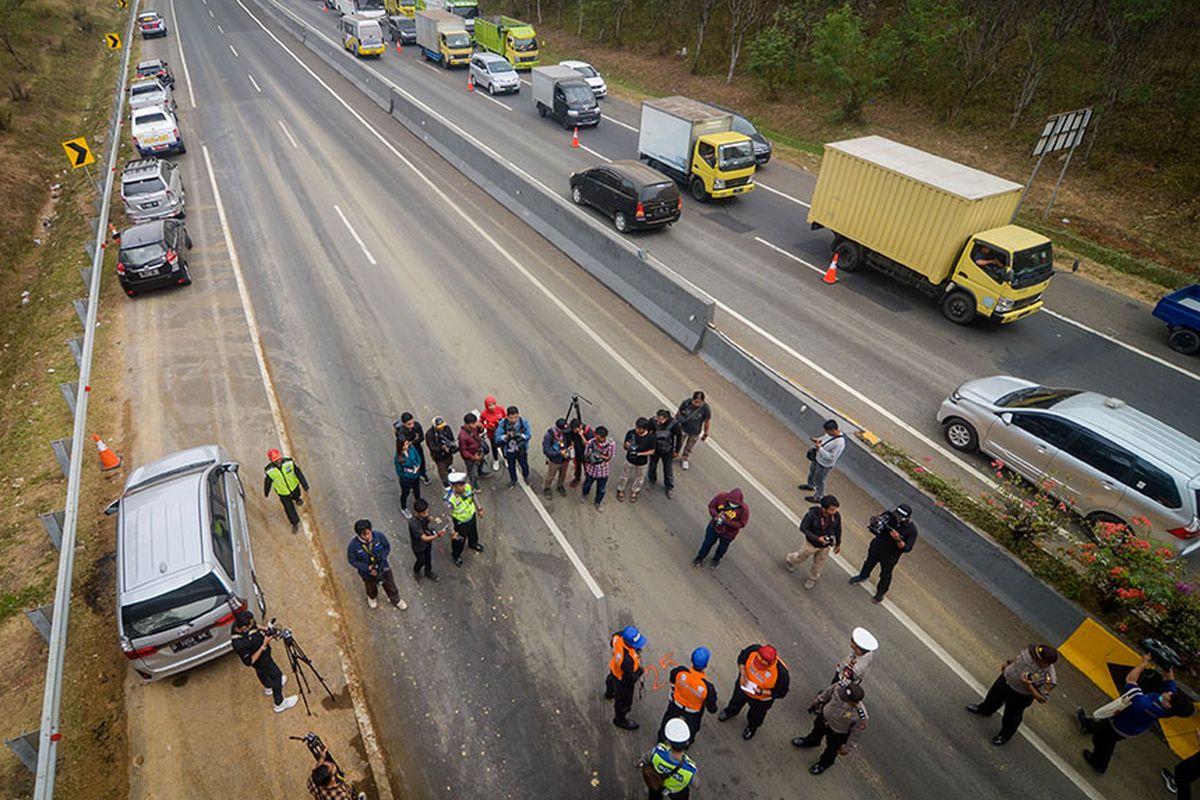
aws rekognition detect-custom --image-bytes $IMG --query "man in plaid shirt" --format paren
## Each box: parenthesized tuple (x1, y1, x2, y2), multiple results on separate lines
(579, 426, 616, 512)
(305, 745, 365, 799)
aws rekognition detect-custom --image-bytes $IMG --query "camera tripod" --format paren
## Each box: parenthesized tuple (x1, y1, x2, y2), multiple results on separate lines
(564, 392, 594, 427)
(281, 631, 335, 716)
(289, 731, 346, 782)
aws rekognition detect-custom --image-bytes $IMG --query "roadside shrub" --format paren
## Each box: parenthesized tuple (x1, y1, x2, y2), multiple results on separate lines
(747, 24, 794, 101)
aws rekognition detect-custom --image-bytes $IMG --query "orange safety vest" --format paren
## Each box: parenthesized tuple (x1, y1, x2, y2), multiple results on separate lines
(671, 667, 710, 712)
(609, 634, 641, 681)
(741, 652, 781, 701)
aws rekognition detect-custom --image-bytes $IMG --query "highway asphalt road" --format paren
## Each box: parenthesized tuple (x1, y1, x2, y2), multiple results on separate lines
(269, 0, 1200, 472)
(145, 1, 1182, 798)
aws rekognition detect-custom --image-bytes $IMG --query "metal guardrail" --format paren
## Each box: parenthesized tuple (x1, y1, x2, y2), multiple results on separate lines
(31, 2, 140, 796)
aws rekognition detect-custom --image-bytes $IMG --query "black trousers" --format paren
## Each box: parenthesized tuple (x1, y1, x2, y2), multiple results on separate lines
(721, 684, 774, 731)
(857, 543, 901, 596)
(412, 547, 432, 576)
(277, 489, 302, 526)
(607, 673, 637, 722)
(648, 787, 690, 800)
(361, 568, 401, 605)
(253, 651, 285, 705)
(1177, 751, 1200, 800)
(658, 703, 703, 745)
(399, 477, 422, 511)
(414, 441, 428, 479)
(801, 714, 851, 768)
(451, 516, 479, 559)
(646, 452, 675, 491)
(977, 673, 1036, 740)
(1088, 719, 1123, 773)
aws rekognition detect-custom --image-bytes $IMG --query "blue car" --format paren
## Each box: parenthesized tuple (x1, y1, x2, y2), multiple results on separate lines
(1151, 284, 1200, 355)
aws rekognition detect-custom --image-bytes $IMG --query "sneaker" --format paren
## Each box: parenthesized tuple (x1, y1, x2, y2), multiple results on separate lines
(784, 558, 796, 573)
(742, 726, 755, 740)
(965, 704, 986, 715)
(617, 490, 625, 502)
(710, 560, 721, 570)
(803, 578, 817, 590)
(401, 509, 412, 520)
(265, 675, 289, 695)
(629, 492, 639, 503)
(990, 735, 1009, 746)
(579, 495, 587, 504)
(557, 485, 567, 496)
(595, 503, 604, 513)
(274, 695, 299, 713)
(413, 570, 422, 582)
(792, 736, 816, 748)
(508, 480, 518, 489)
(392, 598, 408, 610)
(426, 572, 439, 582)
(420, 475, 431, 485)
(798, 484, 814, 491)
(367, 597, 378, 609)
(470, 543, 485, 552)
(872, 594, 884, 604)
(681, 459, 690, 470)
(543, 487, 553, 499)
(291, 521, 299, 533)
(613, 718, 640, 731)
(665, 488, 673, 499)
(491, 461, 500, 472)
(808, 762, 828, 775)
(454, 557, 464, 567)
(804, 495, 821, 503)
(1162, 767, 1177, 795)
(692, 558, 704, 569)
(848, 575, 867, 585)
(717, 710, 732, 722)
(1074, 708, 1092, 734)
(1082, 750, 1105, 775)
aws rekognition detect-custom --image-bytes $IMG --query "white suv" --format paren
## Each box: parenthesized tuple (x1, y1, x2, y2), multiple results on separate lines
(470, 52, 520, 95)
(121, 158, 185, 221)
(129, 77, 175, 114)
(131, 106, 185, 157)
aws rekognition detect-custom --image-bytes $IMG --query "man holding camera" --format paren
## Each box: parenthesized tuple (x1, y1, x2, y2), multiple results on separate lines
(849, 504, 918, 603)
(347, 519, 408, 610)
(306, 743, 366, 800)
(646, 409, 683, 499)
(230, 610, 299, 714)
(425, 416, 458, 487)
(495, 406, 532, 488)
(784, 495, 842, 590)
(542, 418, 571, 499)
(966, 644, 1058, 745)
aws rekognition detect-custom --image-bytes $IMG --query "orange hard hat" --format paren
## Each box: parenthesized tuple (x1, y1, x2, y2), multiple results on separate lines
(267, 448, 282, 461)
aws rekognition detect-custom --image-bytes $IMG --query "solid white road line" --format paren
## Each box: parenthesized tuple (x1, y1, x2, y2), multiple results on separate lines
(217, 23, 224, 33)
(277, 119, 299, 149)
(229, 43, 239, 57)
(202, 146, 394, 800)
(518, 483, 604, 599)
(208, 7, 214, 16)
(757, 180, 811, 208)
(472, 90, 511, 110)
(333, 204, 377, 265)
(605, 115, 638, 133)
(1043, 308, 1199, 383)
(578, 143, 610, 162)
(422, 63, 441, 74)
(753, 236, 824, 275)
(169, 0, 197, 109)
(248, 74, 262, 93)
(236, 6, 1102, 796)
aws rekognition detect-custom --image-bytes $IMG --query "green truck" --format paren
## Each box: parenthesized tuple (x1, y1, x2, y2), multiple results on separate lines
(416, 0, 478, 33)
(473, 15, 539, 69)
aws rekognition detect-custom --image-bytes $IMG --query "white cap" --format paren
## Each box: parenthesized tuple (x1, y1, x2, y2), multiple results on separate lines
(448, 472, 468, 484)
(851, 627, 878, 652)
(663, 718, 690, 745)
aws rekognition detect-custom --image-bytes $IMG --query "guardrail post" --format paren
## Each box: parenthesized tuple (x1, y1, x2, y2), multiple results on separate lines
(73, 298, 88, 328)
(50, 439, 72, 479)
(25, 605, 53, 643)
(67, 337, 83, 368)
(39, 511, 65, 551)
(4, 731, 39, 773)
(59, 382, 79, 417)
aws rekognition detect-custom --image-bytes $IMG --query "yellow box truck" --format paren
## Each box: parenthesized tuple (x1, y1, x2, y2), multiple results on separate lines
(808, 136, 1054, 324)
(637, 97, 757, 202)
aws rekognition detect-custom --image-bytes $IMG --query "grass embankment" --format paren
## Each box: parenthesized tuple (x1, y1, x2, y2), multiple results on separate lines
(0, 1, 131, 796)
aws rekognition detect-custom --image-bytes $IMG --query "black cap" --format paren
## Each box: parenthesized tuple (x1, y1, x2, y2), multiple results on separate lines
(895, 504, 913, 519)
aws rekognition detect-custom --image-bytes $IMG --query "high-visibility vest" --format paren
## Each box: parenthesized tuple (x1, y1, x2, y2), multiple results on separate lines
(265, 458, 300, 495)
(742, 652, 780, 701)
(649, 744, 697, 793)
(446, 486, 477, 522)
(609, 633, 640, 681)
(671, 667, 709, 712)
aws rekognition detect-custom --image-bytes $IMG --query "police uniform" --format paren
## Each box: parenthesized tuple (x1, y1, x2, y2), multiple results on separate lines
(657, 665, 718, 744)
(445, 475, 482, 566)
(263, 454, 309, 528)
(641, 741, 698, 799)
(794, 683, 868, 773)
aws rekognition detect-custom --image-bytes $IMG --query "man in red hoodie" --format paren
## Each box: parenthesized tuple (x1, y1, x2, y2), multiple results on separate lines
(692, 488, 749, 570)
(479, 395, 506, 474)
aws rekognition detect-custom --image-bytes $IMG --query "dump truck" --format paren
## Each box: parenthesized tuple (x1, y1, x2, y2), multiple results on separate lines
(807, 136, 1055, 324)
(384, 0, 415, 16)
(474, 15, 539, 69)
(532, 65, 600, 129)
(415, 9, 471, 67)
(636, 97, 757, 202)
(416, 0, 477, 33)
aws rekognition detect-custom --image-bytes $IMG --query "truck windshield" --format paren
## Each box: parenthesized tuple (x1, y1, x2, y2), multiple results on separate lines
(563, 86, 595, 107)
(359, 0, 384, 9)
(445, 32, 470, 48)
(512, 36, 537, 52)
(1012, 243, 1054, 282)
(719, 141, 756, 171)
(452, 6, 478, 19)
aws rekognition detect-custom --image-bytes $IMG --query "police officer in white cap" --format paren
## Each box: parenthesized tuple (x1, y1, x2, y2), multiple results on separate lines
(444, 471, 483, 567)
(833, 628, 878, 686)
(639, 717, 699, 799)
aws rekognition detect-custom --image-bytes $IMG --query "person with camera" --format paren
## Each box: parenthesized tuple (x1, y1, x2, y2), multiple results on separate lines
(692, 488, 749, 570)
(638, 717, 699, 799)
(799, 419, 845, 503)
(849, 503, 918, 603)
(784, 495, 842, 590)
(1076, 651, 1195, 775)
(541, 418, 571, 499)
(567, 417, 593, 488)
(263, 448, 309, 532)
(617, 417, 655, 503)
(306, 743, 365, 800)
(445, 472, 484, 567)
(674, 390, 712, 472)
(494, 405, 532, 488)
(646, 409, 683, 499)
(966, 644, 1058, 745)
(1163, 731, 1200, 799)
(579, 426, 615, 511)
(394, 412, 429, 485)
(347, 519, 408, 610)
(425, 416, 458, 487)
(408, 498, 444, 582)
(792, 682, 868, 775)
(458, 412, 487, 489)
(230, 610, 299, 714)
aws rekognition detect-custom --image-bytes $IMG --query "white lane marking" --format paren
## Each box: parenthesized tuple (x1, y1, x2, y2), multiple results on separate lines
(277, 119, 299, 149)
(229, 43, 239, 57)
(578, 143, 610, 162)
(202, 146, 395, 800)
(422, 63, 441, 74)
(757, 180, 811, 208)
(333, 204, 377, 265)
(754, 236, 824, 276)
(248, 73, 262, 93)
(208, 7, 214, 16)
(519, 76, 531, 86)
(518, 483, 604, 599)
(472, 89, 511, 110)
(1043, 308, 1200, 383)
(169, 0, 197, 109)
(218, 23, 224, 33)
(605, 115, 637, 133)
(235, 7, 1101, 796)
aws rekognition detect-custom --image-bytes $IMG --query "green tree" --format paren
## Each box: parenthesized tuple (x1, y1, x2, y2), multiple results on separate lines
(747, 24, 794, 100)
(810, 3, 895, 122)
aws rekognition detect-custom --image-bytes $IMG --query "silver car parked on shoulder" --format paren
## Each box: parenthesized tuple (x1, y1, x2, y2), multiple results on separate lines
(938, 375, 1200, 552)
(107, 445, 266, 681)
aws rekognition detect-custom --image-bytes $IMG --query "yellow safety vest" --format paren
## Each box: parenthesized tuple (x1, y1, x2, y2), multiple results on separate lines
(447, 486, 477, 522)
(265, 459, 300, 495)
(649, 745, 697, 793)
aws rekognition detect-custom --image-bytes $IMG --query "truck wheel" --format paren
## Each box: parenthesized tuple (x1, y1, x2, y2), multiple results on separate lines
(833, 241, 863, 273)
(941, 290, 976, 325)
(941, 417, 978, 452)
(690, 178, 709, 203)
(537, 103, 547, 118)
(1167, 328, 1200, 355)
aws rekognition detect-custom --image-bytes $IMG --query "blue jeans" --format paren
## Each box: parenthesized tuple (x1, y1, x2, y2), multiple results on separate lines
(695, 522, 731, 563)
(506, 449, 529, 483)
(581, 474, 608, 504)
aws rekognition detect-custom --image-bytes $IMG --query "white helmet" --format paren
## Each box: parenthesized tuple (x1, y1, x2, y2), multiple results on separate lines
(664, 718, 690, 745)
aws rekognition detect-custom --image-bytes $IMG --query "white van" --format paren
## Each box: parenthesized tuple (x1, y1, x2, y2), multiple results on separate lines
(339, 14, 385, 57)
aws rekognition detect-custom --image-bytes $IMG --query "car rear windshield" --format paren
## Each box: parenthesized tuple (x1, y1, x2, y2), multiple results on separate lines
(131, 84, 160, 96)
(997, 386, 1081, 409)
(122, 241, 167, 266)
(137, 66, 160, 76)
(639, 182, 677, 203)
(136, 112, 168, 125)
(121, 573, 227, 638)
(124, 177, 165, 196)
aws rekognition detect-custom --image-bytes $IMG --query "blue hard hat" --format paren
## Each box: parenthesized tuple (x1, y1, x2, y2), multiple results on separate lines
(622, 625, 646, 649)
(691, 646, 711, 670)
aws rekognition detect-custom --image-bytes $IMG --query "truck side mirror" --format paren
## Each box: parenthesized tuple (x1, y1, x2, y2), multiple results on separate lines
(222, 462, 239, 474)
(104, 499, 120, 516)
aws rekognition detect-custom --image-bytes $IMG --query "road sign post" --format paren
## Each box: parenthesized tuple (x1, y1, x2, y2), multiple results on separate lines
(1013, 107, 1093, 220)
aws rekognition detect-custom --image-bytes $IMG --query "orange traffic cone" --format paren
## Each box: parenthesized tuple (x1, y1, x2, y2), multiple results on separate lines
(467, 72, 474, 92)
(395, 39, 402, 53)
(93, 433, 122, 471)
(108, 222, 120, 241)
(822, 252, 839, 285)
(570, 126, 580, 148)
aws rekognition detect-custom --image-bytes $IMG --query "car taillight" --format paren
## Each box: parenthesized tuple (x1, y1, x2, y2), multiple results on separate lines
(635, 201, 645, 220)
(165, 188, 174, 199)
(165, 249, 177, 263)
(116, 262, 126, 275)
(172, 128, 179, 139)
(122, 640, 158, 659)
(676, 196, 683, 210)
(1168, 526, 1199, 540)
(214, 600, 247, 626)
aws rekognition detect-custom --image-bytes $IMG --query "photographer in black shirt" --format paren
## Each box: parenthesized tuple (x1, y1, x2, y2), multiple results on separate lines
(230, 610, 298, 713)
(849, 504, 918, 604)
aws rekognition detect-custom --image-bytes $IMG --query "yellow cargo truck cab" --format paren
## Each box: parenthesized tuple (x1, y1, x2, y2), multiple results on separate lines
(692, 131, 757, 200)
(637, 97, 757, 202)
(950, 225, 1053, 323)
(384, 0, 415, 16)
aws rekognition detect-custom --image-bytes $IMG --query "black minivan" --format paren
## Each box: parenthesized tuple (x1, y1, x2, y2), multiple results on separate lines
(117, 219, 193, 296)
(569, 160, 682, 233)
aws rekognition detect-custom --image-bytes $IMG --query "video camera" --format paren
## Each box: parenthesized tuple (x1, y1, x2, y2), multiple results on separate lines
(868, 511, 897, 537)
(1142, 638, 1183, 671)
(265, 617, 295, 646)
